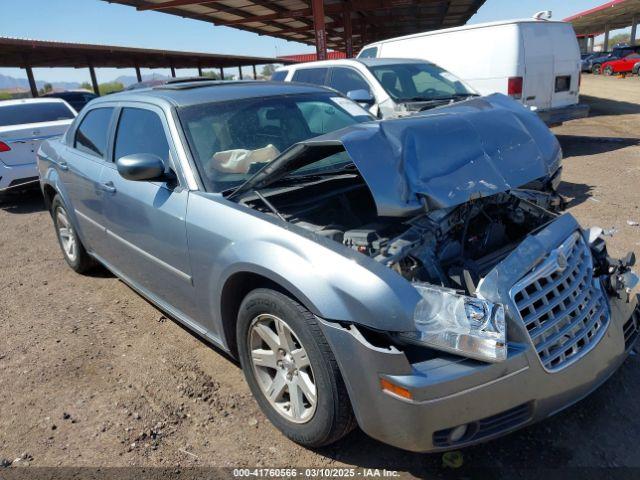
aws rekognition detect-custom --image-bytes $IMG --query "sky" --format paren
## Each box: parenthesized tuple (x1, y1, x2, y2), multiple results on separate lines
(0, 0, 628, 84)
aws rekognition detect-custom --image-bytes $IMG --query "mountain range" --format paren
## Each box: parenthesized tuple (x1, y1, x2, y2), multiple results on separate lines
(0, 73, 170, 91)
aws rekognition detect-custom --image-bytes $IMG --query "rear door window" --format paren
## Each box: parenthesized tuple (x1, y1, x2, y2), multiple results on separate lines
(74, 107, 114, 158)
(113, 108, 170, 163)
(291, 68, 329, 85)
(0, 102, 75, 127)
(328, 67, 372, 95)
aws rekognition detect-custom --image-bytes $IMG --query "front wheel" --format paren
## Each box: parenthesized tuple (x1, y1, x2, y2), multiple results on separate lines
(592, 64, 602, 75)
(51, 195, 94, 273)
(237, 288, 355, 447)
(603, 66, 614, 76)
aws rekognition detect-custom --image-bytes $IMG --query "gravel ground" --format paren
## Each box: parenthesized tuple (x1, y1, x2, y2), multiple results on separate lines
(0, 75, 639, 477)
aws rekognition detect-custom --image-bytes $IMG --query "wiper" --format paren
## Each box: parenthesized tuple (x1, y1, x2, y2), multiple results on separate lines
(280, 162, 358, 182)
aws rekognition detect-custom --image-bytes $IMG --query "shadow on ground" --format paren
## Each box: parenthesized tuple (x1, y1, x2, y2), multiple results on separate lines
(558, 180, 596, 208)
(0, 188, 45, 214)
(581, 94, 640, 117)
(557, 135, 640, 157)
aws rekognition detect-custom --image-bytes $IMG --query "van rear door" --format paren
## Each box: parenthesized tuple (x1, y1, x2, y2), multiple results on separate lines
(521, 22, 580, 111)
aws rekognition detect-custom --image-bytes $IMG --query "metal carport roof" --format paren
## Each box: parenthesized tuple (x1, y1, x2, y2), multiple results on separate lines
(102, 1, 487, 59)
(0, 36, 288, 97)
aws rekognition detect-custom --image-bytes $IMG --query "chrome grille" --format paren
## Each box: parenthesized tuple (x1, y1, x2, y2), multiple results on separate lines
(510, 232, 610, 372)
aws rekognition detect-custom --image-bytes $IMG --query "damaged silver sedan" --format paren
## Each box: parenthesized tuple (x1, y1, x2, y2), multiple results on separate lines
(38, 81, 639, 452)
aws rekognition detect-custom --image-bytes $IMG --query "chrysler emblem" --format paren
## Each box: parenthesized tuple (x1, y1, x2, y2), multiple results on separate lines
(557, 252, 568, 271)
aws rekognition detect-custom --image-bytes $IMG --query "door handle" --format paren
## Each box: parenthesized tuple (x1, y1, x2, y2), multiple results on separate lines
(100, 181, 116, 193)
(58, 161, 69, 171)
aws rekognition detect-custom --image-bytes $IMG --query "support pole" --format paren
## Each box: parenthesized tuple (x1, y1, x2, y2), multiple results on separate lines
(219, 67, 224, 79)
(252, 64, 257, 79)
(135, 66, 142, 83)
(311, 0, 327, 60)
(198, 66, 203, 76)
(603, 24, 610, 52)
(89, 65, 99, 95)
(238, 66, 243, 80)
(25, 66, 38, 98)
(631, 16, 638, 46)
(343, 10, 353, 58)
(588, 35, 595, 52)
(171, 67, 176, 78)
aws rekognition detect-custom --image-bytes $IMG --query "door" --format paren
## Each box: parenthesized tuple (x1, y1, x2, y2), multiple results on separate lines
(60, 107, 116, 253)
(520, 24, 554, 110)
(99, 105, 195, 317)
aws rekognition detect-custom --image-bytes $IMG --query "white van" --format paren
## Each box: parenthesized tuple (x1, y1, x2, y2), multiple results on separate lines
(358, 18, 589, 125)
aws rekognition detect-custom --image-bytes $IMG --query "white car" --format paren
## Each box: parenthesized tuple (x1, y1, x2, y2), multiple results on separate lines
(272, 58, 479, 119)
(0, 98, 76, 193)
(357, 17, 589, 125)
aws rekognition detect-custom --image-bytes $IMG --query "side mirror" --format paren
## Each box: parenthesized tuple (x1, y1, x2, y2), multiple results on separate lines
(116, 153, 165, 181)
(347, 89, 375, 106)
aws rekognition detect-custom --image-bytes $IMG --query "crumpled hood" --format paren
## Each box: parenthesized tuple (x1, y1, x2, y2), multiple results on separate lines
(337, 93, 561, 216)
(233, 94, 561, 217)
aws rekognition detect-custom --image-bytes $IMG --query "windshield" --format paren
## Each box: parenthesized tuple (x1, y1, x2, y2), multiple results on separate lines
(367, 62, 476, 102)
(178, 93, 372, 193)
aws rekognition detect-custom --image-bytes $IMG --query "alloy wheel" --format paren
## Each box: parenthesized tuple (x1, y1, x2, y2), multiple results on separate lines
(248, 313, 317, 424)
(56, 207, 78, 263)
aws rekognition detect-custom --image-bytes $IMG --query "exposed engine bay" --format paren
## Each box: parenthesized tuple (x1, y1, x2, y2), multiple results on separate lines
(240, 176, 557, 295)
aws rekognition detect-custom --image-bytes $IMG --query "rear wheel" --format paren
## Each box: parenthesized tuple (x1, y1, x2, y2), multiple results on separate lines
(51, 195, 94, 273)
(603, 66, 614, 76)
(237, 288, 355, 447)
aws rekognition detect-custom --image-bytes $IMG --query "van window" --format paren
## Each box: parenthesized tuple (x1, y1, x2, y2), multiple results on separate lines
(358, 47, 378, 58)
(328, 68, 372, 95)
(74, 108, 114, 158)
(291, 68, 328, 85)
(114, 108, 170, 163)
(270, 70, 288, 81)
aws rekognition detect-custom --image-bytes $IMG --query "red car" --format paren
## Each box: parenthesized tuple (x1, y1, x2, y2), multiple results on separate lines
(602, 53, 640, 75)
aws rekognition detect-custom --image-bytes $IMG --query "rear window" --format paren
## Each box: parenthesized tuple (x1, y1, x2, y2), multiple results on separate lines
(0, 102, 75, 127)
(270, 70, 288, 81)
(292, 68, 328, 85)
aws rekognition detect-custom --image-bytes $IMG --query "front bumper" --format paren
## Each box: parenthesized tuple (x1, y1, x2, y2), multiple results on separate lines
(320, 296, 637, 452)
(537, 103, 590, 126)
(0, 161, 39, 192)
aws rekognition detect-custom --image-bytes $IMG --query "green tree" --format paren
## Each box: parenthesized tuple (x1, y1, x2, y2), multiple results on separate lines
(260, 64, 276, 78)
(80, 82, 93, 91)
(98, 81, 124, 95)
(0, 91, 13, 100)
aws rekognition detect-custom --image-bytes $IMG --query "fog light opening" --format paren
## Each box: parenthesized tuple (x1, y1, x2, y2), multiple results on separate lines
(448, 424, 468, 443)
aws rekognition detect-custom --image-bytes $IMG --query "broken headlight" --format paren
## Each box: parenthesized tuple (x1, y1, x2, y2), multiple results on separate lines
(398, 284, 507, 363)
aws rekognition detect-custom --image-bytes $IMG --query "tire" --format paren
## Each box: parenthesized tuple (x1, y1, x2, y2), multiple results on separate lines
(592, 64, 602, 75)
(603, 66, 614, 76)
(237, 288, 355, 448)
(51, 195, 94, 273)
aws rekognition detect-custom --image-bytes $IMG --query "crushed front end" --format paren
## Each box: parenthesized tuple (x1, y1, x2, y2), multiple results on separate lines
(317, 212, 639, 452)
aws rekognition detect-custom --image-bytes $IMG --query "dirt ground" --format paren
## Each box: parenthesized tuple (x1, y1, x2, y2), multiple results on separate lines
(0, 74, 639, 477)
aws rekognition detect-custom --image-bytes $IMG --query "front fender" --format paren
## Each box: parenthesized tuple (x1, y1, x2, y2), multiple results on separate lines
(213, 238, 420, 332)
(185, 192, 420, 338)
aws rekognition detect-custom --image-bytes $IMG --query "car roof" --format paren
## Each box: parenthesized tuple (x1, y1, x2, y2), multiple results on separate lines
(91, 80, 336, 108)
(0, 97, 70, 107)
(280, 58, 429, 70)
